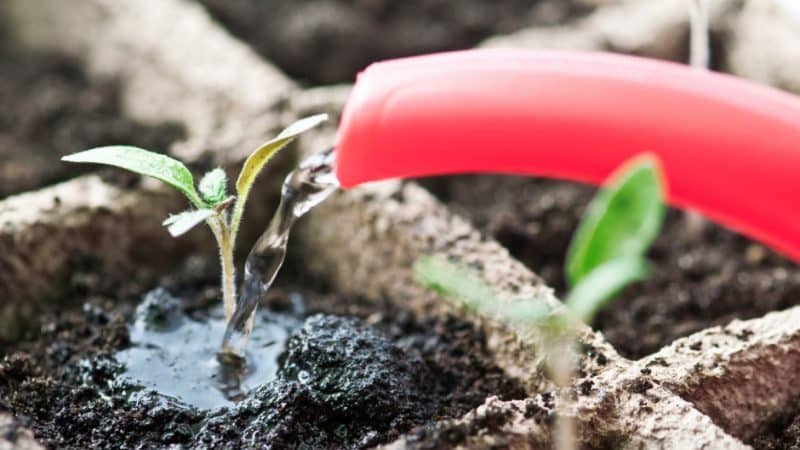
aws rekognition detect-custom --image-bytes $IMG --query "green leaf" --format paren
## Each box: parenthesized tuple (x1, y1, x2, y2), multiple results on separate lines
(414, 255, 550, 325)
(162, 209, 216, 237)
(199, 168, 228, 205)
(565, 257, 650, 323)
(565, 155, 665, 287)
(235, 114, 328, 200)
(62, 146, 204, 207)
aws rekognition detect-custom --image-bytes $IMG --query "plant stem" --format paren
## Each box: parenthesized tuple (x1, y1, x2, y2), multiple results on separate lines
(218, 221, 237, 321)
(229, 191, 248, 247)
(552, 338, 577, 450)
(208, 214, 237, 321)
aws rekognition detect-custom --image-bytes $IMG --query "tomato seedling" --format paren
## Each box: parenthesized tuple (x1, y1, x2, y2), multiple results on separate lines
(62, 114, 327, 321)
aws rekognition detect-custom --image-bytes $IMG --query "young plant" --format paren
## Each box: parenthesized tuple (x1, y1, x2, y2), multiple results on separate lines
(564, 155, 665, 323)
(62, 114, 328, 322)
(415, 155, 665, 450)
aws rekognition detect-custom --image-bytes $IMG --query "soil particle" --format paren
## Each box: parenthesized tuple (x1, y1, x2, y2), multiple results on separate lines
(280, 315, 434, 425)
(0, 50, 184, 197)
(195, 0, 595, 85)
(627, 378, 654, 395)
(421, 175, 800, 359)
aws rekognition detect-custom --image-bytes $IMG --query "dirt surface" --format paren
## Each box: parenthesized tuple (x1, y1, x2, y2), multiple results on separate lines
(0, 50, 184, 198)
(0, 256, 524, 449)
(196, 0, 594, 85)
(421, 175, 800, 359)
(752, 400, 800, 450)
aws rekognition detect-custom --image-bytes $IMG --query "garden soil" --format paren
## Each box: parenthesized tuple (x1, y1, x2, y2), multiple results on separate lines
(196, 0, 594, 85)
(0, 255, 525, 449)
(0, 50, 184, 198)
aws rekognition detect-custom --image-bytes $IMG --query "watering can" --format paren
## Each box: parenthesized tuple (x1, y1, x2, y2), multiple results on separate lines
(333, 49, 800, 262)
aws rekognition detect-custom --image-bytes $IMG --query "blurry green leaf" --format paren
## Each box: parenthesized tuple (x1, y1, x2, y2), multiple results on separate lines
(199, 168, 228, 205)
(414, 255, 496, 313)
(62, 146, 204, 207)
(565, 156, 665, 287)
(565, 256, 650, 323)
(414, 255, 550, 325)
(235, 114, 328, 201)
(162, 209, 216, 237)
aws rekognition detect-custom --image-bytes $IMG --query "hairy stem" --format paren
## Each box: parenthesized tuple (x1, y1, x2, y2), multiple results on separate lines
(219, 222, 237, 321)
(229, 192, 248, 247)
(208, 215, 237, 321)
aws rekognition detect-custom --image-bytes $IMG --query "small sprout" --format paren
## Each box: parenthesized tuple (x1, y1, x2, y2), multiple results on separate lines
(415, 154, 665, 329)
(198, 168, 228, 205)
(62, 114, 328, 324)
(416, 155, 665, 450)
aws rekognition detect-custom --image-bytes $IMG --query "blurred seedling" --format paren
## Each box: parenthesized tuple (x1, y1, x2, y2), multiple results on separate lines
(416, 155, 665, 450)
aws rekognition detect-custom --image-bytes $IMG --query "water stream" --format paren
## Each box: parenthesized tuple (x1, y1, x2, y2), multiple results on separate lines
(219, 147, 339, 358)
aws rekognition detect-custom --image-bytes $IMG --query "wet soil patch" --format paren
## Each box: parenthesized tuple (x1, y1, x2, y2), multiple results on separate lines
(195, 0, 594, 85)
(420, 175, 800, 359)
(0, 256, 524, 449)
(0, 50, 184, 198)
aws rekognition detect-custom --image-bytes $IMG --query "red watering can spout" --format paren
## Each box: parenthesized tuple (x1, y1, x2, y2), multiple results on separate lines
(333, 49, 800, 263)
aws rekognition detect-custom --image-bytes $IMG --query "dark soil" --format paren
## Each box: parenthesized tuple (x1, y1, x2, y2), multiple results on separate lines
(195, 0, 594, 85)
(420, 175, 800, 359)
(0, 256, 524, 449)
(0, 50, 185, 198)
(752, 400, 800, 450)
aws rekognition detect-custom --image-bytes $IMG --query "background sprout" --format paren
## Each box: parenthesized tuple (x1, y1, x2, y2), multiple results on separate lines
(415, 155, 665, 450)
(564, 155, 665, 323)
(416, 154, 665, 328)
(62, 114, 328, 322)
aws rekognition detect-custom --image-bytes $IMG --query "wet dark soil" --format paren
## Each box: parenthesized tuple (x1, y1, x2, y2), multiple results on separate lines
(195, 0, 594, 85)
(0, 50, 184, 198)
(420, 175, 800, 359)
(0, 256, 524, 449)
(752, 400, 800, 450)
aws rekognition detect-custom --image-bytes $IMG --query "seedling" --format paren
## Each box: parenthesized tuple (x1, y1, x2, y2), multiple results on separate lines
(416, 155, 665, 450)
(564, 155, 665, 323)
(417, 154, 665, 328)
(62, 114, 328, 322)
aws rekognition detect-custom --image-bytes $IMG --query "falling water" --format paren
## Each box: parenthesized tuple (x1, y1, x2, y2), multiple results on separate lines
(219, 147, 339, 359)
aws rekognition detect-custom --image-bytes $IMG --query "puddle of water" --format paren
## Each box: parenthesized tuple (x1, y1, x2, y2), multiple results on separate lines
(115, 290, 301, 410)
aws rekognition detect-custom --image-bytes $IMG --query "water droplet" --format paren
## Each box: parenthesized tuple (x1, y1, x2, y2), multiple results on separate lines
(297, 370, 312, 384)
